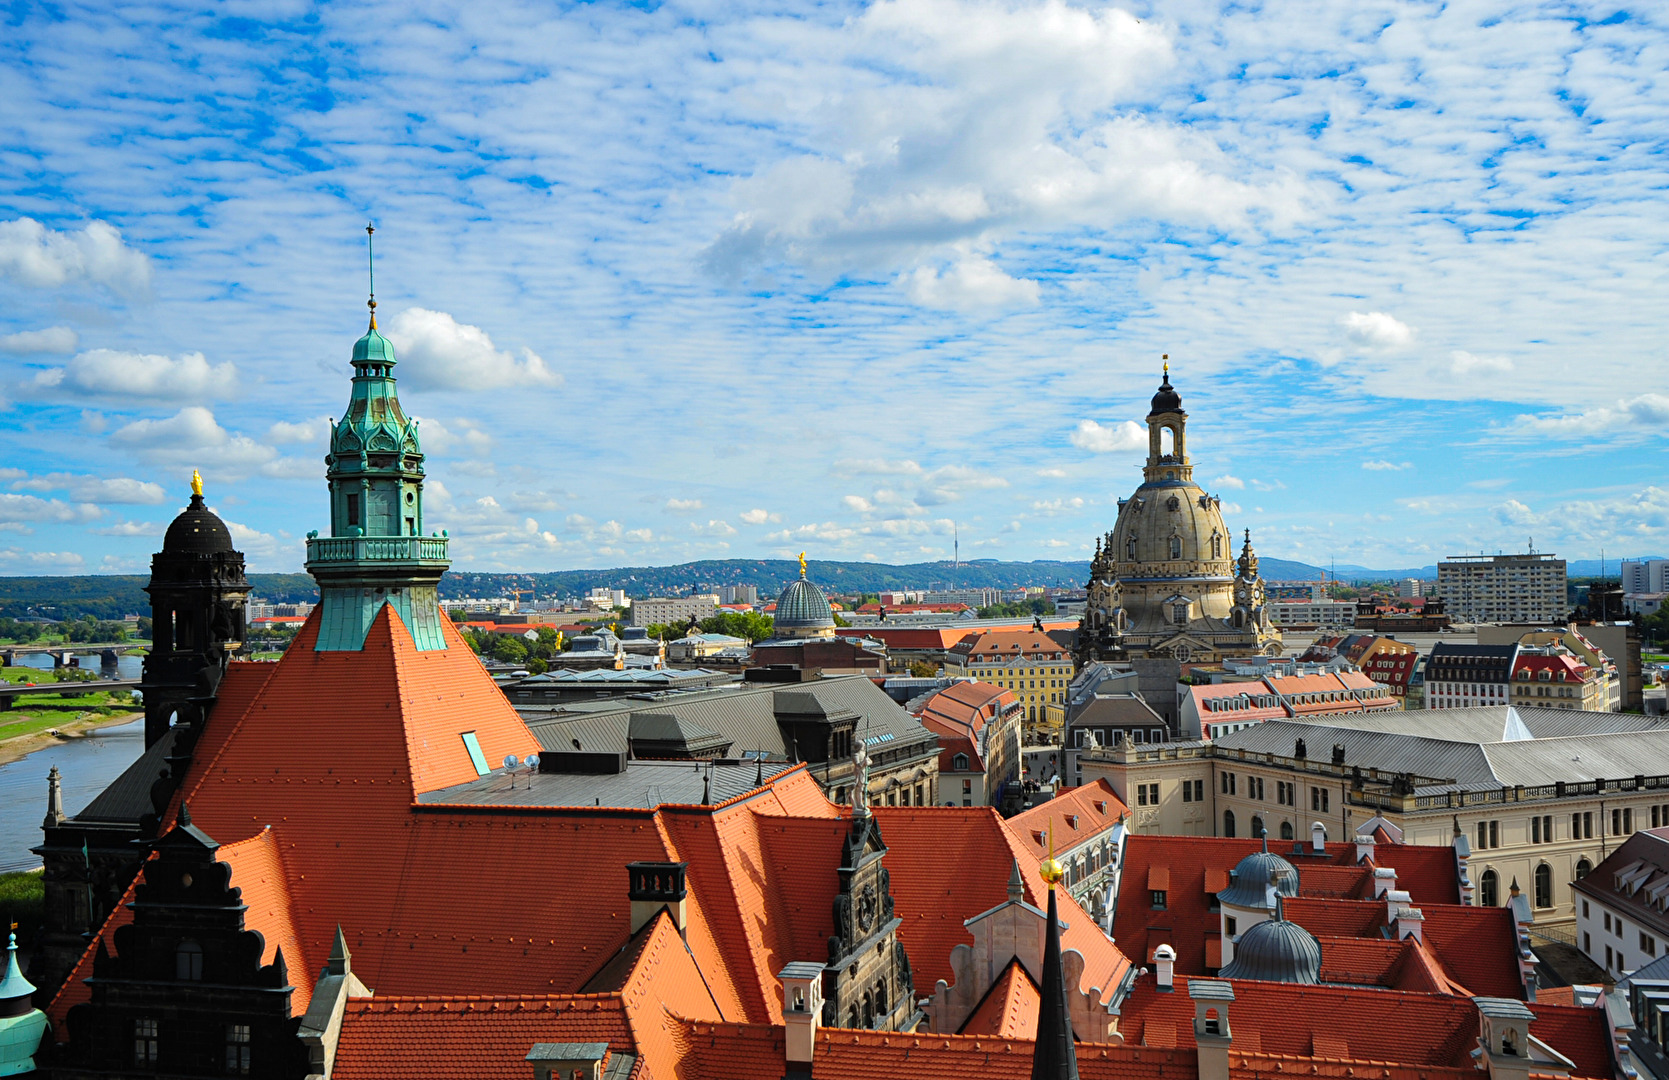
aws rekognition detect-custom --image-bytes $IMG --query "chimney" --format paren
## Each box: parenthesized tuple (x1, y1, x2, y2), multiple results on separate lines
(1190, 980, 1235, 1080)
(527, 1043, 610, 1080)
(1395, 905, 1425, 942)
(1384, 888, 1412, 927)
(1372, 866, 1397, 898)
(42, 765, 65, 829)
(780, 961, 825, 1079)
(1354, 832, 1376, 865)
(1474, 998, 1543, 1080)
(1311, 821, 1326, 853)
(1295, 738, 1307, 759)
(1154, 943, 1176, 992)
(626, 862, 688, 936)
(1331, 744, 1346, 765)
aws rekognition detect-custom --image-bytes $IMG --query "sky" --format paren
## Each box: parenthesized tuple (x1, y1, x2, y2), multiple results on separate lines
(0, 0, 1666, 577)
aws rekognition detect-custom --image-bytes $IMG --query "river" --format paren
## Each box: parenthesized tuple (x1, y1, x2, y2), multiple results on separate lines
(0, 651, 147, 873)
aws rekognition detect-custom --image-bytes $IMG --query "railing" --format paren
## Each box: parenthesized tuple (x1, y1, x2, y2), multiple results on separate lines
(305, 535, 450, 564)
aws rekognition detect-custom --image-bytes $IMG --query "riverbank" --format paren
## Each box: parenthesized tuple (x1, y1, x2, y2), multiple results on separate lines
(0, 708, 144, 766)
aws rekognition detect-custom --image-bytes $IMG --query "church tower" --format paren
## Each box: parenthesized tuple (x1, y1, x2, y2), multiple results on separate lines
(306, 227, 450, 652)
(140, 472, 249, 747)
(1079, 361, 1278, 674)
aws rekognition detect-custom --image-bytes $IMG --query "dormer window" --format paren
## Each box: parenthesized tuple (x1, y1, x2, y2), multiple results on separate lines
(953, 753, 969, 771)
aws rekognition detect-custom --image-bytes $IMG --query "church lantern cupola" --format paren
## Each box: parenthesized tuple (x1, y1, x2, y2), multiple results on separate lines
(306, 225, 450, 652)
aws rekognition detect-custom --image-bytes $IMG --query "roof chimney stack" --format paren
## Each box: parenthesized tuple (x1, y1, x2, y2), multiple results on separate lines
(1190, 980, 1235, 1080)
(1311, 821, 1326, 853)
(627, 861, 688, 937)
(1354, 832, 1376, 865)
(1394, 905, 1425, 942)
(780, 961, 826, 1079)
(1372, 866, 1397, 899)
(527, 1043, 610, 1080)
(1154, 943, 1176, 992)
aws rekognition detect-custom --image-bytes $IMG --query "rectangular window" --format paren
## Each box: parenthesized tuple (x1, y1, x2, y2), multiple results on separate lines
(226, 1023, 251, 1075)
(1584, 811, 1593, 839)
(1181, 783, 1191, 804)
(1150, 890, 1167, 910)
(1584, 932, 1590, 954)
(134, 1018, 159, 1066)
(1583, 900, 1590, 918)
(1605, 912, 1612, 931)
(1252, 776, 1264, 800)
(346, 492, 360, 528)
(1311, 787, 1329, 813)
(1627, 808, 1635, 834)
(460, 731, 490, 776)
(1489, 820, 1498, 849)
(1644, 932, 1658, 957)
(961, 779, 971, 794)
(1544, 815, 1553, 843)
(1573, 812, 1583, 841)
(1532, 816, 1540, 844)
(1614, 808, 1623, 836)
(1147, 783, 1160, 805)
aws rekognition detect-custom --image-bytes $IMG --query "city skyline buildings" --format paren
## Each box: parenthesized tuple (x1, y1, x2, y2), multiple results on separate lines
(1, 1, 1666, 576)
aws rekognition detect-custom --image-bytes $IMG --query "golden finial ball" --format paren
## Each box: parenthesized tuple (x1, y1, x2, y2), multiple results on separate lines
(1039, 855, 1065, 885)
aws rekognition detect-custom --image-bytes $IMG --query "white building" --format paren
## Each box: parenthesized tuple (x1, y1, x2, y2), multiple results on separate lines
(1573, 827, 1669, 979)
(1397, 578, 1427, 599)
(922, 588, 1002, 608)
(718, 585, 758, 605)
(1436, 553, 1568, 624)
(1266, 600, 1357, 628)
(630, 594, 719, 628)
(1623, 560, 1669, 595)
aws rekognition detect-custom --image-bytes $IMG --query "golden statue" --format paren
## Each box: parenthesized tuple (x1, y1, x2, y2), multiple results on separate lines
(190, 469, 203, 497)
(798, 551, 807, 578)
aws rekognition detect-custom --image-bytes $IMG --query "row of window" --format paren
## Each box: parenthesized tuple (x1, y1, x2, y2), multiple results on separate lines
(1476, 863, 1571, 909)
(1475, 809, 1633, 850)
(1222, 810, 1298, 842)
(134, 1019, 251, 1072)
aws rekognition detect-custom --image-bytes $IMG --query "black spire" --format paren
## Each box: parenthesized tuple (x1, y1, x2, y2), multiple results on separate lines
(1031, 885, 1080, 1080)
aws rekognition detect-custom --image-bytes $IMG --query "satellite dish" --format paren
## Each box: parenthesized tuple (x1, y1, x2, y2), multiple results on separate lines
(525, 754, 540, 771)
(503, 753, 521, 771)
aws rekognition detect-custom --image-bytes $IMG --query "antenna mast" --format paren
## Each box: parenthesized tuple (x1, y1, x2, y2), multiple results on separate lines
(365, 222, 377, 329)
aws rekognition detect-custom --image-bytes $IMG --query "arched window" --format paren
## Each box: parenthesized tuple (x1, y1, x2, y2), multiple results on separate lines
(862, 992, 874, 1028)
(1126, 534, 1137, 560)
(1251, 815, 1264, 841)
(1211, 532, 1222, 559)
(849, 1004, 859, 1028)
(1575, 858, 1592, 880)
(176, 939, 203, 981)
(1534, 864, 1553, 909)
(1480, 868, 1499, 908)
(875, 980, 888, 1017)
(1223, 809, 1236, 838)
(952, 754, 969, 771)
(1160, 427, 1175, 457)
(1170, 535, 1183, 560)
(1280, 821, 1294, 841)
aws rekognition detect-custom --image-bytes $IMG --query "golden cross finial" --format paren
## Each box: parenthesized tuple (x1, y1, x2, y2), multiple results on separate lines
(190, 469, 203, 497)
(1162, 353, 1169, 377)
(798, 551, 807, 578)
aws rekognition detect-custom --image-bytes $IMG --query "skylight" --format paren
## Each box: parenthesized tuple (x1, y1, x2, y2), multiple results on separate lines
(461, 731, 490, 775)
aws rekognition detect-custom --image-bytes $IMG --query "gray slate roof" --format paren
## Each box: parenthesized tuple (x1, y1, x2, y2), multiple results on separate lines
(521, 674, 935, 762)
(76, 725, 178, 823)
(1214, 707, 1669, 794)
(418, 759, 800, 809)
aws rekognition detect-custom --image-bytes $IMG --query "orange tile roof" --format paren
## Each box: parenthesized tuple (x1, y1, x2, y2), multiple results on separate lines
(960, 958, 1040, 1038)
(914, 680, 1014, 735)
(1004, 780, 1127, 863)
(953, 628, 1073, 662)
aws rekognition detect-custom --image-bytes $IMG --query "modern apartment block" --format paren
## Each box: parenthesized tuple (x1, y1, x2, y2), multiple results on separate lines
(1436, 552, 1568, 624)
(1623, 559, 1669, 595)
(629, 593, 719, 627)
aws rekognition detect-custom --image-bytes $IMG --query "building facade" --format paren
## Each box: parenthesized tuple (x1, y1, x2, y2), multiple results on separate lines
(1436, 553, 1569, 624)
(1080, 707, 1669, 928)
(630, 594, 719, 627)
(1425, 642, 1519, 709)
(945, 626, 1076, 739)
(1266, 600, 1358, 629)
(1077, 367, 1281, 665)
(1623, 561, 1669, 596)
(1573, 829, 1669, 979)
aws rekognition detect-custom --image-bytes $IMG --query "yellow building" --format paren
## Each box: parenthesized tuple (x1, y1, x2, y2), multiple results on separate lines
(946, 627, 1076, 741)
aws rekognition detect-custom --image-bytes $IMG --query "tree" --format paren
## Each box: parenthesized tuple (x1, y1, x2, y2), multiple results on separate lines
(908, 660, 938, 679)
(699, 611, 775, 642)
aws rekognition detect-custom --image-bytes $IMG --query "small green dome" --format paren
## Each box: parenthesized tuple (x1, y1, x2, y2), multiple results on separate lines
(774, 577, 834, 630)
(352, 325, 397, 366)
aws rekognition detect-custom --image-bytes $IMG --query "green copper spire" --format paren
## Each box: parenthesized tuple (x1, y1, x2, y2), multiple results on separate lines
(305, 225, 450, 652)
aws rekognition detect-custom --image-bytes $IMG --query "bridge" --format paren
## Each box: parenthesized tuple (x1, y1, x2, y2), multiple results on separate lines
(0, 678, 141, 710)
(1, 644, 144, 668)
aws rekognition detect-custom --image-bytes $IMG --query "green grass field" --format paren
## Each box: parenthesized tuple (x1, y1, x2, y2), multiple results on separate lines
(0, 871, 44, 947)
(0, 667, 141, 742)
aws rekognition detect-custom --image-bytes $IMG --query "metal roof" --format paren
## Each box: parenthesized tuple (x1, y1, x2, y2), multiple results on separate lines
(416, 759, 801, 809)
(76, 725, 179, 823)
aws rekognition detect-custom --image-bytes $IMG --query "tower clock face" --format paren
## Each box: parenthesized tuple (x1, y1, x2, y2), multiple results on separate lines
(858, 884, 877, 931)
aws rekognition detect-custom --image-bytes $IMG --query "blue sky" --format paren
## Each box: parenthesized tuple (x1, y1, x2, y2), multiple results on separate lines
(1, 0, 1665, 576)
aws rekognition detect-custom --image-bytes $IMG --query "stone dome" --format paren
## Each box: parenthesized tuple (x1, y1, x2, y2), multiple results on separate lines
(1219, 916, 1322, 984)
(773, 577, 835, 631)
(163, 494, 235, 555)
(1217, 849, 1300, 908)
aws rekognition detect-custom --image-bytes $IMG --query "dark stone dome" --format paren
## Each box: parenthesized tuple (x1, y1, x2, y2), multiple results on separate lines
(1148, 371, 1183, 417)
(774, 577, 834, 630)
(1217, 849, 1300, 908)
(163, 495, 234, 555)
(1219, 917, 1322, 984)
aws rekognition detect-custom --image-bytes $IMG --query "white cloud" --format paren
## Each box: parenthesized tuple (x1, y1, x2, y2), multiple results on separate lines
(0, 217, 151, 298)
(1342, 311, 1415, 350)
(0, 493, 101, 525)
(1031, 497, 1084, 514)
(1212, 474, 1245, 490)
(385, 308, 560, 392)
(1512, 394, 1669, 439)
(1035, 468, 1067, 478)
(740, 508, 780, 525)
(31, 350, 237, 402)
(413, 416, 493, 456)
(12, 473, 166, 504)
(843, 495, 874, 513)
(267, 418, 328, 445)
(94, 519, 163, 537)
(0, 326, 78, 355)
(1450, 350, 1513, 375)
(690, 519, 737, 536)
(1069, 419, 1144, 453)
(108, 407, 280, 477)
(0, 547, 86, 572)
(1361, 460, 1412, 472)
(666, 498, 703, 512)
(900, 256, 1040, 312)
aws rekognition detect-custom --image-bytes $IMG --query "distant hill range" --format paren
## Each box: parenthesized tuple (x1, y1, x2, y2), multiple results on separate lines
(4, 554, 1660, 620)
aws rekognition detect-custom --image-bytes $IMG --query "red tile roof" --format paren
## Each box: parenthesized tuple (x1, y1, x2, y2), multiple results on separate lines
(960, 958, 1041, 1038)
(1003, 780, 1128, 865)
(952, 629, 1073, 663)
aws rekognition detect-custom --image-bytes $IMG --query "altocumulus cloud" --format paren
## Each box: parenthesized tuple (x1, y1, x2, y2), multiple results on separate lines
(1069, 419, 1144, 453)
(0, 217, 151, 299)
(385, 308, 560, 392)
(31, 350, 238, 403)
(0, 327, 77, 355)
(108, 407, 282, 477)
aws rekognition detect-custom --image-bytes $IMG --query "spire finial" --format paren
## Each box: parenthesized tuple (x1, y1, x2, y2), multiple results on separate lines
(1162, 353, 1169, 378)
(1040, 821, 1065, 889)
(798, 551, 807, 578)
(365, 222, 378, 330)
(190, 469, 203, 498)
